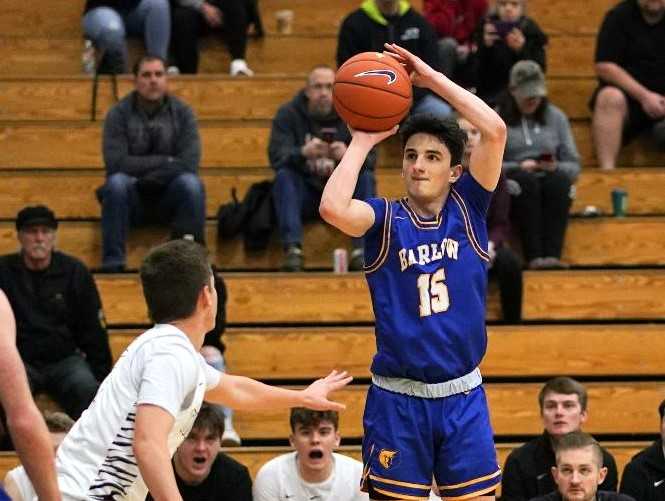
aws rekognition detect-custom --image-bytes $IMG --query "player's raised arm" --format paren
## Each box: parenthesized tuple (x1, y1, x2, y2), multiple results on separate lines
(385, 43, 507, 191)
(319, 127, 397, 237)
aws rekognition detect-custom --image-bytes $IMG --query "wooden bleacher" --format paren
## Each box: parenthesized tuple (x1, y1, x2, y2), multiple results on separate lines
(2, 0, 665, 493)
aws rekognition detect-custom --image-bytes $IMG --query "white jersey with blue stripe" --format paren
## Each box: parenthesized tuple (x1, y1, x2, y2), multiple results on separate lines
(363, 172, 493, 384)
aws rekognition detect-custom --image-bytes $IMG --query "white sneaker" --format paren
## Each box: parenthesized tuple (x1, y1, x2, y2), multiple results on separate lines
(221, 427, 242, 447)
(230, 59, 254, 77)
(167, 66, 180, 76)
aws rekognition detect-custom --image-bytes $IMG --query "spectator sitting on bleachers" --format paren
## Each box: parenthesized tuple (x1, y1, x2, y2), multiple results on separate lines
(591, 0, 665, 170)
(4, 412, 75, 501)
(337, 0, 452, 118)
(269, 66, 377, 272)
(496, 60, 580, 270)
(501, 377, 618, 501)
(253, 408, 368, 501)
(530, 431, 635, 501)
(169, 0, 254, 76)
(458, 116, 522, 322)
(0, 290, 60, 500)
(0, 206, 112, 419)
(146, 402, 252, 501)
(619, 398, 665, 501)
(423, 0, 489, 85)
(82, 0, 171, 74)
(97, 55, 205, 272)
(474, 0, 548, 105)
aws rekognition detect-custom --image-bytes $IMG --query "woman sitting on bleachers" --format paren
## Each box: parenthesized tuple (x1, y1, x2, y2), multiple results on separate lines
(496, 60, 580, 270)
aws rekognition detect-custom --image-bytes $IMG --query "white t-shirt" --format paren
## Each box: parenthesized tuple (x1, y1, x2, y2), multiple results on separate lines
(55, 324, 220, 501)
(253, 451, 369, 501)
(5, 466, 35, 501)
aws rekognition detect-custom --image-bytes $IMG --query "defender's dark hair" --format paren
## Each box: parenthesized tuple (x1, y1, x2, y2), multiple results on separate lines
(44, 412, 75, 433)
(132, 55, 167, 76)
(538, 376, 588, 412)
(495, 89, 549, 126)
(555, 431, 603, 467)
(190, 402, 226, 440)
(140, 240, 212, 323)
(289, 408, 339, 433)
(400, 113, 467, 167)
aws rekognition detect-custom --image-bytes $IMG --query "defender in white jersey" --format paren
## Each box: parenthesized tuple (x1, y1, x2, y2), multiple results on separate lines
(55, 240, 352, 501)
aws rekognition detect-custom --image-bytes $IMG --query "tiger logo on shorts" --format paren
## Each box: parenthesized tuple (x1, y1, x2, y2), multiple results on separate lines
(378, 449, 399, 470)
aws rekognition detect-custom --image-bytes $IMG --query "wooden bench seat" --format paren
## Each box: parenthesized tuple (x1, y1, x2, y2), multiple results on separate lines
(89, 270, 665, 325)
(107, 324, 665, 378)
(1, 216, 663, 270)
(2, 168, 665, 220)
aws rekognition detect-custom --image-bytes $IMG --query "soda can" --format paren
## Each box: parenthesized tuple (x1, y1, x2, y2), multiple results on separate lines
(611, 188, 628, 217)
(333, 248, 348, 273)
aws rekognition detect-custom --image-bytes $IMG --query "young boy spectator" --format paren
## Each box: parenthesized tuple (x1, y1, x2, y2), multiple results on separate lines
(619, 399, 665, 501)
(146, 402, 252, 501)
(501, 377, 618, 500)
(0, 206, 112, 419)
(475, 0, 547, 104)
(253, 408, 368, 501)
(4, 412, 75, 501)
(591, 0, 665, 170)
(98, 55, 205, 272)
(269, 66, 376, 271)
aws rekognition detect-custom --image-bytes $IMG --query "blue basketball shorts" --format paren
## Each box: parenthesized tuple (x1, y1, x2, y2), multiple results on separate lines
(361, 384, 501, 500)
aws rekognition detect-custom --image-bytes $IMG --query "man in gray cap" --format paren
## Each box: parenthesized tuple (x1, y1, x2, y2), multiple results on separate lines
(0, 205, 112, 419)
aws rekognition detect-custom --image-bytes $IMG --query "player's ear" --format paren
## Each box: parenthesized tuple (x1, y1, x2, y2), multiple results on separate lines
(449, 163, 463, 183)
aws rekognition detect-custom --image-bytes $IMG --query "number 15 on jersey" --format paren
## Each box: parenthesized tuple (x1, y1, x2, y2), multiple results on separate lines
(417, 268, 450, 317)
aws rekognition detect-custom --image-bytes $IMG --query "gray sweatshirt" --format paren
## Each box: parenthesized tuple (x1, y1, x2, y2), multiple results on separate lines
(502, 104, 581, 181)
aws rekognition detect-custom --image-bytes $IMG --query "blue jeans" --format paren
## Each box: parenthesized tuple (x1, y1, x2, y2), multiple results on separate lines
(26, 354, 100, 419)
(411, 93, 453, 119)
(273, 168, 376, 250)
(100, 171, 206, 268)
(82, 0, 170, 73)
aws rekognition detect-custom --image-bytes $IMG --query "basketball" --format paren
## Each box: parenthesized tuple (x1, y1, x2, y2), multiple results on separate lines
(334, 52, 413, 132)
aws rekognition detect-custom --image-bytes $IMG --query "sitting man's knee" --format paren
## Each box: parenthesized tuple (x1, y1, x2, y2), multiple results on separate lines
(105, 172, 134, 195)
(172, 172, 204, 196)
(595, 86, 628, 111)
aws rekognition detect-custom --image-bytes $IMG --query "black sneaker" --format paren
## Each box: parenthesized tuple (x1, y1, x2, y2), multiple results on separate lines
(282, 245, 304, 272)
(349, 249, 365, 271)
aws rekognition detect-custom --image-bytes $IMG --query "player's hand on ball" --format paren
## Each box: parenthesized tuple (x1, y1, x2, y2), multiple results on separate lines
(383, 43, 438, 88)
(301, 370, 353, 411)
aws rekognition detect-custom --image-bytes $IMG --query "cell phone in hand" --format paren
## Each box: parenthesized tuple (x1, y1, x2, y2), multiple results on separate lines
(494, 20, 518, 38)
(319, 127, 337, 144)
(538, 152, 554, 163)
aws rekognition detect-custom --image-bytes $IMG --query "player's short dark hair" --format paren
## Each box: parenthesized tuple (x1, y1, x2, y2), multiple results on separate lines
(289, 408, 339, 432)
(555, 431, 603, 468)
(659, 399, 665, 420)
(44, 412, 74, 433)
(400, 113, 467, 167)
(191, 402, 225, 440)
(140, 240, 212, 323)
(132, 55, 167, 76)
(538, 377, 588, 412)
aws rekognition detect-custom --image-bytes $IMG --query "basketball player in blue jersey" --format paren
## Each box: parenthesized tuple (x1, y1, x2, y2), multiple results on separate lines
(320, 43, 507, 500)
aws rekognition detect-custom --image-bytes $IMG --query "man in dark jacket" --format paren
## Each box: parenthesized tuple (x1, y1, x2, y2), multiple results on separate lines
(502, 377, 618, 500)
(530, 431, 634, 501)
(619, 399, 665, 501)
(0, 206, 112, 419)
(269, 65, 377, 272)
(337, 0, 452, 117)
(99, 55, 205, 271)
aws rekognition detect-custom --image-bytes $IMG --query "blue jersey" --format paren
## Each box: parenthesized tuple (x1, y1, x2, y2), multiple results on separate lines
(363, 172, 492, 383)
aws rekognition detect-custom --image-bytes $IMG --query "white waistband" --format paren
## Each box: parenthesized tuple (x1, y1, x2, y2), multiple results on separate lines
(371, 367, 482, 399)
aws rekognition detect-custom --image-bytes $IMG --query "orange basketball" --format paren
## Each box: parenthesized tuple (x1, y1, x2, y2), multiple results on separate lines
(334, 52, 413, 132)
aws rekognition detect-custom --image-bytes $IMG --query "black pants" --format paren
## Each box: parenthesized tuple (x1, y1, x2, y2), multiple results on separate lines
(490, 246, 523, 323)
(507, 169, 572, 261)
(170, 0, 249, 73)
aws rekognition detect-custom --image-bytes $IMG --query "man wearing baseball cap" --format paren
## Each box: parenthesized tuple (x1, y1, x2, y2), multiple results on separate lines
(0, 205, 112, 420)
